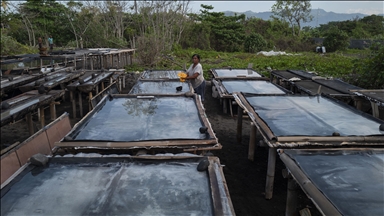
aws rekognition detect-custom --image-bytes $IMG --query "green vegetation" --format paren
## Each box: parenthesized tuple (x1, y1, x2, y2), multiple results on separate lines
(1, 0, 383, 88)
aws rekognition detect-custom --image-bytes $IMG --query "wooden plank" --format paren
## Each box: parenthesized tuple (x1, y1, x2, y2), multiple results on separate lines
(0, 150, 21, 185)
(15, 130, 52, 165)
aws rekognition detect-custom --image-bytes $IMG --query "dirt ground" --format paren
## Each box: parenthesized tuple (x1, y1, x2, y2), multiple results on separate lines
(1, 75, 321, 216)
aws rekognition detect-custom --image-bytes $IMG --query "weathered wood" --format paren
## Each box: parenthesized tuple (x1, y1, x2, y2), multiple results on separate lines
(236, 105, 243, 144)
(78, 92, 83, 117)
(248, 122, 256, 161)
(265, 147, 277, 199)
(285, 176, 298, 216)
(26, 113, 34, 136)
(70, 91, 76, 119)
(49, 102, 56, 120)
(39, 106, 45, 127)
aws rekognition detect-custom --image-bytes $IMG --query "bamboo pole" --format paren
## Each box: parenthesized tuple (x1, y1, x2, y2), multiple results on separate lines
(265, 147, 277, 199)
(285, 175, 298, 216)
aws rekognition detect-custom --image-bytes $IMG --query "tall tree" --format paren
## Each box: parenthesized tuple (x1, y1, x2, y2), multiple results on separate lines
(271, 0, 313, 37)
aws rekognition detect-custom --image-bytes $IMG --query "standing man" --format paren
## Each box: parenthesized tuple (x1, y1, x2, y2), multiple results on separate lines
(48, 35, 53, 52)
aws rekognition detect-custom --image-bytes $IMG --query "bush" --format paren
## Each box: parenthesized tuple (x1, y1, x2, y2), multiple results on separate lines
(244, 33, 267, 53)
(346, 42, 384, 89)
(0, 33, 35, 56)
(323, 28, 350, 52)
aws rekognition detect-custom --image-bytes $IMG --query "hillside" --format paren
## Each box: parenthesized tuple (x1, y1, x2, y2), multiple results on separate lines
(223, 9, 384, 27)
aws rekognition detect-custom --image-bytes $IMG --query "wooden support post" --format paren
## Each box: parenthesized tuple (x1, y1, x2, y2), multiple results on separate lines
(83, 54, 86, 70)
(223, 98, 228, 114)
(26, 113, 34, 136)
(95, 85, 99, 95)
(89, 92, 93, 111)
(40, 58, 43, 69)
(229, 99, 233, 117)
(248, 122, 257, 161)
(60, 83, 66, 102)
(65, 57, 67, 67)
(50, 102, 57, 120)
(236, 106, 243, 144)
(78, 92, 83, 117)
(118, 53, 121, 68)
(37, 108, 41, 119)
(354, 97, 363, 111)
(285, 175, 298, 216)
(371, 101, 379, 118)
(40, 106, 45, 127)
(265, 147, 277, 199)
(70, 91, 77, 119)
(122, 75, 126, 88)
(90, 56, 94, 70)
(119, 77, 122, 92)
(101, 81, 105, 91)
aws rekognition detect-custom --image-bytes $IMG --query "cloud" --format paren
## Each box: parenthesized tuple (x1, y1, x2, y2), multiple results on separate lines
(346, 8, 383, 15)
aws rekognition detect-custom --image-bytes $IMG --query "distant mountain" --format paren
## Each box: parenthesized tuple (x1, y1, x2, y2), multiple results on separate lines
(223, 9, 384, 27)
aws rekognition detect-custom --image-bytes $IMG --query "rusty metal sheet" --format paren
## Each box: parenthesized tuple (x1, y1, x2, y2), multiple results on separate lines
(15, 129, 52, 165)
(45, 114, 72, 149)
(0, 150, 20, 185)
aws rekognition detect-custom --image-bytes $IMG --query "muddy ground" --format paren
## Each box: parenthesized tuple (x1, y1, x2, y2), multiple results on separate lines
(1, 74, 321, 216)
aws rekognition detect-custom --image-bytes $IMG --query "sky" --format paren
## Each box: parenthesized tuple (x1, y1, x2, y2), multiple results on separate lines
(189, 1, 384, 15)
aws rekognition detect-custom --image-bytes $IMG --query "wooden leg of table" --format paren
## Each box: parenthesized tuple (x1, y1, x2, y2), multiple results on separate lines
(236, 106, 243, 144)
(223, 98, 228, 114)
(50, 103, 56, 120)
(89, 92, 93, 111)
(40, 106, 45, 127)
(70, 91, 76, 119)
(26, 113, 34, 136)
(285, 175, 298, 216)
(248, 122, 257, 161)
(79, 92, 83, 117)
(371, 101, 379, 118)
(265, 147, 277, 199)
(229, 99, 233, 117)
